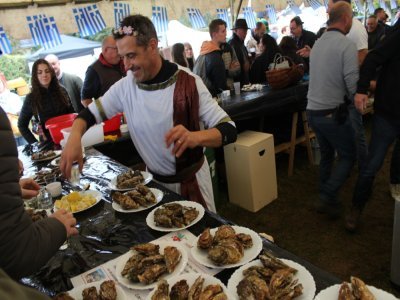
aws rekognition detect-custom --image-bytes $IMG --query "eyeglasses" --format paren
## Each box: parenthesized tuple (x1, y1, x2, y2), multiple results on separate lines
(106, 46, 118, 51)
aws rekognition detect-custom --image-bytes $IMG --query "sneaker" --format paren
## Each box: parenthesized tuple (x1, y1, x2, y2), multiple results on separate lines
(316, 201, 341, 219)
(345, 207, 362, 232)
(390, 184, 400, 200)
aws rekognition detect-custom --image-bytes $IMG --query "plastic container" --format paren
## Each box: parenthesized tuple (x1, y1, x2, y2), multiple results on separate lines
(103, 113, 123, 134)
(45, 113, 77, 144)
(61, 123, 104, 148)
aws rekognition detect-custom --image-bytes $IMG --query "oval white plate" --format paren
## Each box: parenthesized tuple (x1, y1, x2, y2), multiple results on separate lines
(108, 171, 153, 191)
(50, 153, 86, 167)
(146, 272, 234, 300)
(54, 190, 102, 214)
(191, 225, 263, 269)
(32, 150, 62, 162)
(67, 280, 126, 300)
(227, 259, 316, 300)
(146, 201, 205, 232)
(115, 241, 188, 290)
(314, 283, 397, 300)
(112, 188, 164, 213)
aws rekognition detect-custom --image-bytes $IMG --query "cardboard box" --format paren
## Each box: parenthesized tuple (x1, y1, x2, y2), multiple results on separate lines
(224, 131, 277, 212)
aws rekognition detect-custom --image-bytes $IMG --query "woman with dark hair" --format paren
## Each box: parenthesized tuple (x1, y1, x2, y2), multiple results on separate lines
(249, 33, 281, 84)
(184, 42, 196, 71)
(279, 36, 307, 73)
(18, 58, 74, 144)
(171, 43, 189, 68)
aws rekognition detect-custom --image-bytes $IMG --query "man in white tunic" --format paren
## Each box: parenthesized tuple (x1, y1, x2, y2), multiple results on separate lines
(60, 15, 237, 212)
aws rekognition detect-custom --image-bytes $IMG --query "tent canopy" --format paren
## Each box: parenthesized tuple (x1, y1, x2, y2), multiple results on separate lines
(26, 34, 101, 62)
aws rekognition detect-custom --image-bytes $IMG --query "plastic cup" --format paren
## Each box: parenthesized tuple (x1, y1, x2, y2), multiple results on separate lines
(46, 182, 62, 198)
(234, 82, 241, 95)
(37, 188, 53, 209)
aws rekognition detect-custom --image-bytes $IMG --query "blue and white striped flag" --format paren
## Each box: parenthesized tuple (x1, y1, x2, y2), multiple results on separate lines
(287, 0, 302, 14)
(265, 4, 278, 24)
(114, 2, 130, 29)
(353, 0, 364, 12)
(379, 0, 387, 11)
(216, 8, 231, 30)
(152, 6, 168, 36)
(390, 0, 397, 9)
(187, 8, 206, 29)
(242, 7, 257, 29)
(72, 4, 106, 37)
(366, 0, 375, 13)
(305, 0, 323, 10)
(0, 26, 12, 54)
(323, 0, 329, 9)
(26, 15, 62, 50)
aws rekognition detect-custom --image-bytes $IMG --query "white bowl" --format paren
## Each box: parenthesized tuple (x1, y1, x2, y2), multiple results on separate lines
(46, 182, 62, 197)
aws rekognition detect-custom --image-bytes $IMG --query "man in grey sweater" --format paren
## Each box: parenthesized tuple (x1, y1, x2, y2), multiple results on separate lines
(307, 1, 359, 218)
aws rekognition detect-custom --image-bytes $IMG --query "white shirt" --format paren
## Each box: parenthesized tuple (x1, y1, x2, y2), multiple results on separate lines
(347, 17, 368, 51)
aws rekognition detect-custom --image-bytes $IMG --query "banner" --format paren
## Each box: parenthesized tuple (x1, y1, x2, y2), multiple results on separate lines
(187, 8, 206, 29)
(114, 2, 131, 29)
(26, 14, 62, 50)
(72, 4, 106, 37)
(0, 26, 12, 54)
(216, 8, 231, 30)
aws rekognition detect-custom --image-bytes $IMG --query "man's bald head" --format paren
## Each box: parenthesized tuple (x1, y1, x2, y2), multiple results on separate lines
(45, 54, 61, 77)
(328, 1, 353, 33)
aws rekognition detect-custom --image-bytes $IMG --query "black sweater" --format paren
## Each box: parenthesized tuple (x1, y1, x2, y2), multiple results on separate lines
(357, 27, 400, 122)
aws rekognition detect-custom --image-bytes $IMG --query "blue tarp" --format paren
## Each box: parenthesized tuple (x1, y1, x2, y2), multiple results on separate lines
(26, 34, 101, 62)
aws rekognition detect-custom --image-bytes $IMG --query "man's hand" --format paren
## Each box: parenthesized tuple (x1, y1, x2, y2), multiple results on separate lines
(60, 135, 83, 179)
(50, 209, 78, 237)
(165, 125, 201, 158)
(296, 45, 311, 58)
(19, 178, 40, 199)
(354, 93, 369, 113)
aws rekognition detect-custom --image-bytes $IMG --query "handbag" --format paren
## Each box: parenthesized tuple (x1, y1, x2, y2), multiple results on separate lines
(266, 53, 304, 89)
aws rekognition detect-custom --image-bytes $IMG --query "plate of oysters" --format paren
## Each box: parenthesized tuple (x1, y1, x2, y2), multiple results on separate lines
(115, 241, 188, 290)
(109, 170, 153, 191)
(147, 273, 234, 300)
(59, 280, 126, 300)
(146, 201, 205, 232)
(31, 150, 61, 162)
(111, 186, 163, 213)
(191, 225, 263, 269)
(227, 251, 316, 300)
(314, 277, 397, 300)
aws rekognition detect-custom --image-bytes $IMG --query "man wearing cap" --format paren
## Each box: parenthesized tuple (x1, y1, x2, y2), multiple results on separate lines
(290, 16, 317, 51)
(229, 19, 250, 85)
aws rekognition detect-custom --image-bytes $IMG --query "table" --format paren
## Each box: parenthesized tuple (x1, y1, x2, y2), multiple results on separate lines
(19, 146, 339, 297)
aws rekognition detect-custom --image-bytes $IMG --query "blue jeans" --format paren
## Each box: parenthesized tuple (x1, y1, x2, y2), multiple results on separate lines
(353, 114, 400, 209)
(308, 113, 356, 204)
(349, 104, 368, 170)
(390, 138, 400, 184)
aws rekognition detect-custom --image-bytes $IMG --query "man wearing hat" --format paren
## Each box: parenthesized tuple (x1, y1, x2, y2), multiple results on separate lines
(229, 19, 250, 85)
(290, 16, 317, 50)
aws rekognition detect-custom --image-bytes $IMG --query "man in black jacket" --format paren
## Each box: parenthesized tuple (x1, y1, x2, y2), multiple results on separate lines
(346, 26, 400, 232)
(228, 19, 250, 85)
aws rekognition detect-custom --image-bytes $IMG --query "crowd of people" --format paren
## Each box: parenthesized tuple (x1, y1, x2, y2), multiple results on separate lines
(0, 2, 399, 297)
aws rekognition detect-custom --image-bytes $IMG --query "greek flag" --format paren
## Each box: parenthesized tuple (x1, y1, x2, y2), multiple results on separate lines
(72, 4, 106, 37)
(242, 7, 257, 29)
(26, 15, 62, 50)
(0, 26, 12, 54)
(323, 0, 329, 8)
(114, 2, 131, 29)
(379, 0, 387, 10)
(287, 0, 301, 15)
(265, 4, 278, 24)
(216, 8, 231, 29)
(152, 6, 168, 36)
(366, 0, 375, 13)
(304, 0, 323, 10)
(390, 0, 397, 9)
(353, 0, 364, 12)
(187, 8, 206, 29)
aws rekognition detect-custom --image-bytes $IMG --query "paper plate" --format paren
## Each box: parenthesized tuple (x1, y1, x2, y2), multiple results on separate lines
(67, 280, 126, 300)
(227, 259, 316, 300)
(115, 241, 188, 290)
(112, 188, 163, 213)
(146, 201, 205, 232)
(314, 283, 398, 300)
(146, 272, 234, 300)
(191, 225, 263, 269)
(108, 171, 153, 191)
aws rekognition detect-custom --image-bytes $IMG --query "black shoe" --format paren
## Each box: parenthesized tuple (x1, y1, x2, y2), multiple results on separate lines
(345, 207, 362, 232)
(316, 201, 341, 219)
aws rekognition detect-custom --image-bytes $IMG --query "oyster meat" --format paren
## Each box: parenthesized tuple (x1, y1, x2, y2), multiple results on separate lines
(163, 246, 182, 273)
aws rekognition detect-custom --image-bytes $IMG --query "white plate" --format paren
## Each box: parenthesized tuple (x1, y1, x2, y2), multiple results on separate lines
(50, 153, 86, 166)
(146, 272, 235, 300)
(227, 259, 316, 300)
(68, 280, 127, 300)
(191, 225, 263, 269)
(112, 188, 164, 213)
(54, 190, 102, 214)
(145, 201, 205, 232)
(108, 171, 153, 191)
(314, 283, 397, 300)
(115, 241, 188, 290)
(32, 150, 61, 162)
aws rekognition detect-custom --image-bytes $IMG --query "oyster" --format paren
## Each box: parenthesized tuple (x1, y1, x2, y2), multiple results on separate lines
(170, 279, 189, 300)
(132, 243, 160, 256)
(126, 190, 148, 206)
(137, 263, 167, 284)
(138, 254, 165, 270)
(188, 276, 205, 300)
(339, 282, 356, 300)
(163, 246, 182, 273)
(136, 184, 156, 204)
(154, 203, 199, 228)
(199, 284, 227, 300)
(213, 225, 236, 242)
(269, 268, 302, 299)
(242, 266, 274, 281)
(236, 233, 253, 249)
(198, 228, 213, 249)
(112, 191, 139, 209)
(237, 275, 270, 300)
(259, 251, 297, 273)
(82, 286, 98, 300)
(208, 238, 243, 265)
(183, 207, 199, 225)
(152, 280, 170, 300)
(351, 276, 376, 300)
(99, 280, 117, 300)
(116, 170, 144, 189)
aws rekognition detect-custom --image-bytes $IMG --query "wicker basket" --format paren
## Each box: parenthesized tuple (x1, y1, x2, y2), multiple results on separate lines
(266, 54, 304, 89)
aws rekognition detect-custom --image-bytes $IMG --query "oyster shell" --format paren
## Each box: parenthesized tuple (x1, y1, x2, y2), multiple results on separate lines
(99, 280, 117, 300)
(259, 251, 297, 273)
(116, 170, 144, 189)
(351, 276, 376, 300)
(137, 263, 167, 284)
(183, 207, 199, 225)
(237, 274, 270, 300)
(213, 225, 236, 242)
(339, 282, 356, 300)
(242, 265, 274, 281)
(188, 276, 204, 300)
(170, 279, 189, 300)
(82, 286, 98, 300)
(198, 284, 227, 300)
(154, 203, 199, 228)
(164, 246, 182, 273)
(132, 243, 160, 256)
(152, 279, 170, 300)
(112, 191, 140, 209)
(236, 233, 253, 249)
(198, 228, 213, 249)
